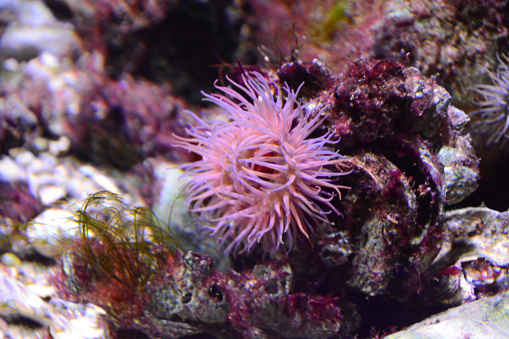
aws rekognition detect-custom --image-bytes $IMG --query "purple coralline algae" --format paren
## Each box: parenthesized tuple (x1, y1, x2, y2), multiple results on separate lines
(277, 59, 478, 301)
(0, 181, 43, 224)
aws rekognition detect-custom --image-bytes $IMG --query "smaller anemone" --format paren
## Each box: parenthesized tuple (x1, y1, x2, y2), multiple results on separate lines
(172, 71, 349, 255)
(471, 54, 509, 146)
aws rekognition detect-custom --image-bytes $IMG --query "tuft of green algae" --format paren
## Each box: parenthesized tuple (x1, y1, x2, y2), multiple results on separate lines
(67, 191, 178, 293)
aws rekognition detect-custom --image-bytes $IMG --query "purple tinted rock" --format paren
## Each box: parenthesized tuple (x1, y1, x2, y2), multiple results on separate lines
(278, 58, 477, 302)
(0, 181, 43, 224)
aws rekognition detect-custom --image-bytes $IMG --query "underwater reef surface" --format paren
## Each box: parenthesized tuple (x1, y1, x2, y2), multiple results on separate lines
(0, 0, 509, 338)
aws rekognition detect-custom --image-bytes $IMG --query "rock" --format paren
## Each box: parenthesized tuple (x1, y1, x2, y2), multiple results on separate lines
(0, 0, 82, 60)
(0, 261, 109, 338)
(26, 208, 77, 257)
(0, 25, 82, 60)
(386, 292, 509, 339)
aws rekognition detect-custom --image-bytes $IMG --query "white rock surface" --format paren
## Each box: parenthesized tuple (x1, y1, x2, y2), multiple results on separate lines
(26, 208, 78, 257)
(0, 262, 109, 338)
(386, 292, 509, 339)
(0, 0, 82, 60)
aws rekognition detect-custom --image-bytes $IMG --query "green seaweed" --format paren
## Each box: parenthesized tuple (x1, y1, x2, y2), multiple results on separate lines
(315, 1, 348, 43)
(67, 191, 177, 294)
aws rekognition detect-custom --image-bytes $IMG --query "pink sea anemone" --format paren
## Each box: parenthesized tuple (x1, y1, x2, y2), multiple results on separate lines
(172, 72, 349, 255)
